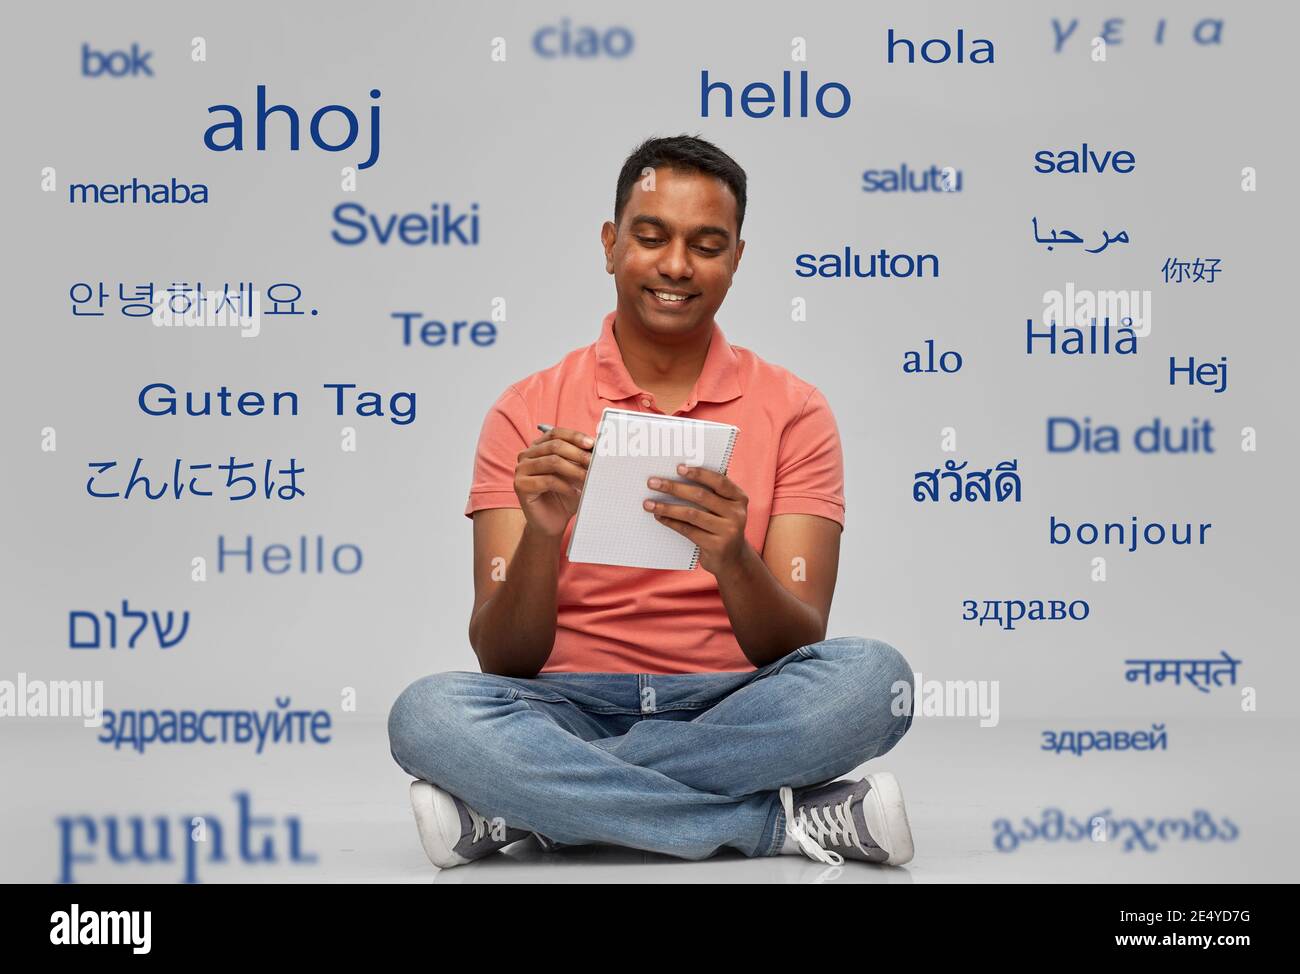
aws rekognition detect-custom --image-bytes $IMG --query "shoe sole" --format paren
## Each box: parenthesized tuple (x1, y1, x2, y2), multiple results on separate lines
(862, 772, 915, 866)
(409, 780, 470, 869)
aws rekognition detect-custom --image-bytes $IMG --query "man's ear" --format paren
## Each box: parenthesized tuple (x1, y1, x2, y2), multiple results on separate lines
(733, 237, 745, 272)
(601, 221, 617, 273)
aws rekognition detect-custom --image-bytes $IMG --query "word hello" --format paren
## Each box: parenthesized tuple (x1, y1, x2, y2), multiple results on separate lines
(204, 85, 381, 170)
(887, 28, 994, 64)
(1034, 143, 1135, 174)
(1048, 417, 1216, 454)
(393, 312, 498, 347)
(81, 42, 153, 77)
(862, 164, 962, 192)
(50, 905, 150, 954)
(533, 20, 633, 58)
(217, 535, 362, 575)
(332, 202, 480, 246)
(137, 382, 416, 425)
(69, 178, 207, 204)
(700, 69, 850, 118)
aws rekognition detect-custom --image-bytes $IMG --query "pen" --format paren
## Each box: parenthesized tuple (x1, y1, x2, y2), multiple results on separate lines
(536, 424, 554, 433)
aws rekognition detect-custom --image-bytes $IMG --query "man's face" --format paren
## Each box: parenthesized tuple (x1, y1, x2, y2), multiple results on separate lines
(601, 166, 744, 337)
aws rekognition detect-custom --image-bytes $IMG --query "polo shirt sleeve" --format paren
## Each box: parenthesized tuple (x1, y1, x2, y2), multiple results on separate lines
(770, 386, 845, 528)
(464, 385, 530, 518)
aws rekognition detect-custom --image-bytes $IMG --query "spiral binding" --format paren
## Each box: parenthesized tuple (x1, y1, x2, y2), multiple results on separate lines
(686, 427, 739, 571)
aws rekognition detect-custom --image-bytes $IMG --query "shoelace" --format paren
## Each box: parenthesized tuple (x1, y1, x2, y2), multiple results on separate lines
(779, 785, 867, 866)
(466, 805, 498, 844)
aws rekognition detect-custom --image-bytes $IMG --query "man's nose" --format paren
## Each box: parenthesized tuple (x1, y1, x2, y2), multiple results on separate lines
(657, 238, 694, 280)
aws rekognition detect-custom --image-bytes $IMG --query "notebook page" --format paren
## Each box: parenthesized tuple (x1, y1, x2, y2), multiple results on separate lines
(566, 409, 739, 570)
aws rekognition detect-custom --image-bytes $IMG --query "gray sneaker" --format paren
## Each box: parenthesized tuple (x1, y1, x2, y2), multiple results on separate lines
(778, 773, 915, 866)
(408, 780, 529, 869)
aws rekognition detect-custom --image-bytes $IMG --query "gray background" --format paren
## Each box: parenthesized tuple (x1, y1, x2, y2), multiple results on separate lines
(1, 0, 1296, 882)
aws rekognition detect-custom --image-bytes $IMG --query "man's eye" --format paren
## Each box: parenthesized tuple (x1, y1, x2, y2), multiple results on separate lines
(636, 236, 664, 246)
(695, 246, 722, 255)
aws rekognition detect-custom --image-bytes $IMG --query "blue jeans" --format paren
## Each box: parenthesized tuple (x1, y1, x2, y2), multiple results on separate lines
(387, 635, 914, 860)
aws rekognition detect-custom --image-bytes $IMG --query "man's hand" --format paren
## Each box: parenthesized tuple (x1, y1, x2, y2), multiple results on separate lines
(514, 427, 594, 537)
(644, 464, 749, 575)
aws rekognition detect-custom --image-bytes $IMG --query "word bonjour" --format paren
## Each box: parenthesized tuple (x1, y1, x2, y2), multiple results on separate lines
(137, 382, 416, 425)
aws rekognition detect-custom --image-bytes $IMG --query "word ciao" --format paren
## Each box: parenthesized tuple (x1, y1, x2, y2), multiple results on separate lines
(57, 791, 315, 884)
(533, 19, 633, 58)
(1042, 724, 1168, 756)
(994, 809, 1238, 853)
(137, 382, 416, 425)
(204, 85, 381, 170)
(50, 904, 149, 954)
(332, 202, 480, 246)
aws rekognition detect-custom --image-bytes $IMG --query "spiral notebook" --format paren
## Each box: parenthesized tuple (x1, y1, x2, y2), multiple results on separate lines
(566, 408, 740, 570)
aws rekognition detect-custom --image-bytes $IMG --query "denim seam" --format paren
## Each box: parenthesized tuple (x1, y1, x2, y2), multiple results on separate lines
(764, 797, 786, 857)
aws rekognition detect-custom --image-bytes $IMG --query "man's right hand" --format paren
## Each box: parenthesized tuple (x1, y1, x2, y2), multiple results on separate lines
(514, 426, 595, 537)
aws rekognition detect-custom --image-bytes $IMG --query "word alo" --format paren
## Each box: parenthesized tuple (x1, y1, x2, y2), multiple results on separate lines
(204, 85, 381, 170)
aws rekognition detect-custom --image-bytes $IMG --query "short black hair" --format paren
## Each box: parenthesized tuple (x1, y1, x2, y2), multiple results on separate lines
(614, 135, 748, 236)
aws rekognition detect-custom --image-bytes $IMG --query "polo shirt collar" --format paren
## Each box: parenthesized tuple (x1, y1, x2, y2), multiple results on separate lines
(594, 310, 742, 406)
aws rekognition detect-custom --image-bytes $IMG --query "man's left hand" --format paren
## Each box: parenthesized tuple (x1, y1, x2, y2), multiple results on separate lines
(644, 465, 749, 575)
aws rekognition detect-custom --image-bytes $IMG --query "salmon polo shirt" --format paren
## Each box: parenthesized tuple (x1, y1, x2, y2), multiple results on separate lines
(464, 310, 846, 674)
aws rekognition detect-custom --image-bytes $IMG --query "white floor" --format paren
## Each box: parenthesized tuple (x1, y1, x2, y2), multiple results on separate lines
(2, 717, 1293, 884)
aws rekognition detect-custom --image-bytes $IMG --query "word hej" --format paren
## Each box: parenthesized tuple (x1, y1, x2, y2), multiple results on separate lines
(700, 29, 993, 119)
(57, 791, 315, 884)
(994, 809, 1238, 854)
(138, 382, 416, 424)
(70, 602, 188, 650)
(1049, 417, 1215, 454)
(913, 459, 1020, 502)
(204, 85, 381, 170)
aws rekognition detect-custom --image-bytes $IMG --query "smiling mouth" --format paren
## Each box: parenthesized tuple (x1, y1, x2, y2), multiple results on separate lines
(644, 288, 699, 306)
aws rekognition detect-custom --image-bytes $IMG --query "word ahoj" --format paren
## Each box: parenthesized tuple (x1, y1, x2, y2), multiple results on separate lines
(204, 85, 381, 170)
